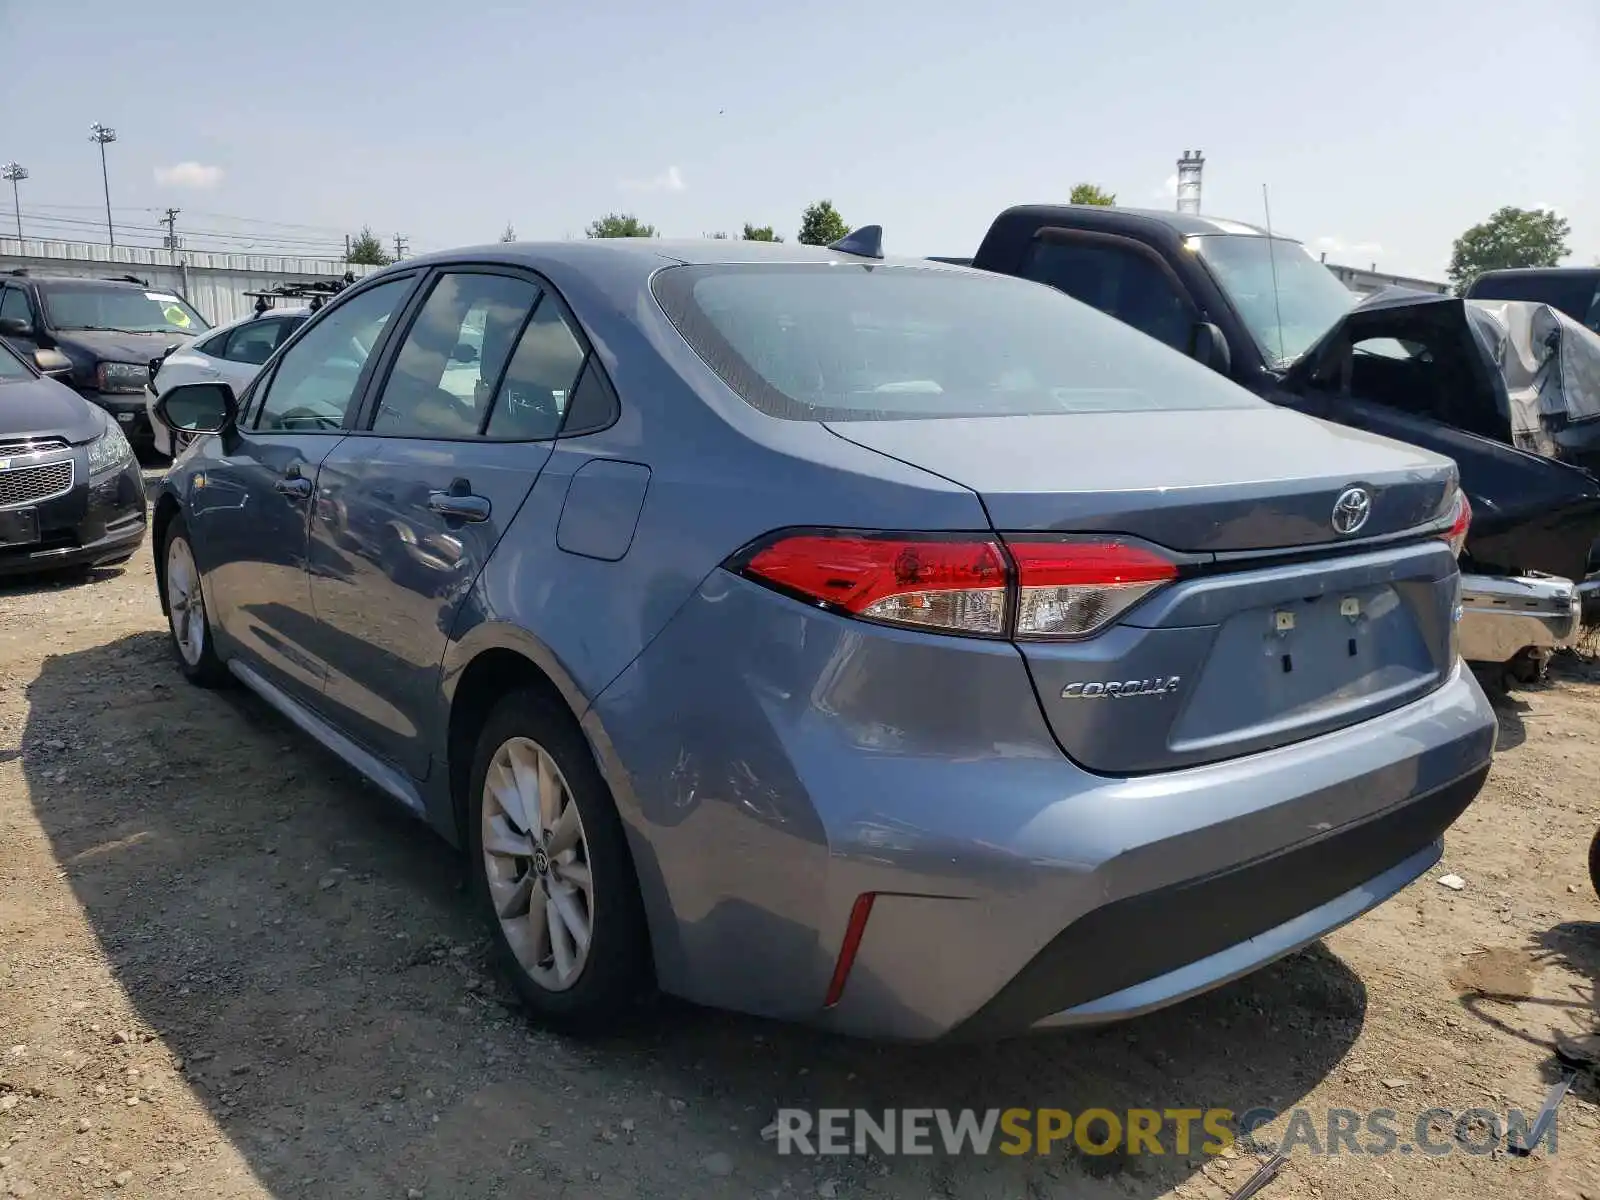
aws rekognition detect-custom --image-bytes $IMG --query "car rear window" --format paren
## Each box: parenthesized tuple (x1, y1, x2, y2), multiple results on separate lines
(651, 263, 1262, 421)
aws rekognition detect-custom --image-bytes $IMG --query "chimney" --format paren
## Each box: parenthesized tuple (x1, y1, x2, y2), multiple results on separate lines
(1176, 149, 1204, 214)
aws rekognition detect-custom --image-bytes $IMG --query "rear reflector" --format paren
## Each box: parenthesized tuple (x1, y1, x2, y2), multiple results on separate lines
(1442, 490, 1471, 557)
(742, 534, 1009, 635)
(734, 530, 1179, 639)
(1008, 540, 1179, 638)
(824, 892, 877, 1008)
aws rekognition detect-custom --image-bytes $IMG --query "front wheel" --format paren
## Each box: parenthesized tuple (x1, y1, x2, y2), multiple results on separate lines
(467, 689, 652, 1031)
(163, 517, 228, 687)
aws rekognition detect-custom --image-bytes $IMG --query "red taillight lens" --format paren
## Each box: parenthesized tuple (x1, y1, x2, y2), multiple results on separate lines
(736, 531, 1180, 639)
(742, 533, 1009, 635)
(1008, 539, 1179, 638)
(1441, 491, 1471, 557)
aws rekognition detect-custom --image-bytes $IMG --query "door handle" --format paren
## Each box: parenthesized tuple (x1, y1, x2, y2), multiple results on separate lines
(427, 490, 491, 522)
(274, 475, 313, 499)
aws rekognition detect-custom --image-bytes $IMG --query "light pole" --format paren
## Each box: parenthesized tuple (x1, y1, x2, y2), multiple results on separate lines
(89, 123, 117, 247)
(0, 163, 26, 240)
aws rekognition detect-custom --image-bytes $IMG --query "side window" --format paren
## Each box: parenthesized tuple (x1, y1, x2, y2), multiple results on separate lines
(1585, 283, 1600, 335)
(254, 278, 410, 433)
(0, 287, 31, 327)
(223, 318, 284, 366)
(196, 328, 232, 356)
(371, 272, 540, 438)
(1022, 239, 1193, 351)
(485, 293, 588, 440)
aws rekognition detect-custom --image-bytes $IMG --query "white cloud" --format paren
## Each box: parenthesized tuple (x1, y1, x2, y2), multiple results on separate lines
(1149, 174, 1179, 200)
(1313, 235, 1384, 261)
(154, 161, 223, 189)
(621, 165, 686, 193)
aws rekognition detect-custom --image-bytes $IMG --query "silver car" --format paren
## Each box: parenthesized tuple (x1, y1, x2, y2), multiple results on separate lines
(150, 238, 1496, 1039)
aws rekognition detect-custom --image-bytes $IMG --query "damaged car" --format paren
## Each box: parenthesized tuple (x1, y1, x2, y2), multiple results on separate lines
(956, 205, 1600, 679)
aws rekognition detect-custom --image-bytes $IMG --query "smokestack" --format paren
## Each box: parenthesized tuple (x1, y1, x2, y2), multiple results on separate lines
(1176, 149, 1204, 215)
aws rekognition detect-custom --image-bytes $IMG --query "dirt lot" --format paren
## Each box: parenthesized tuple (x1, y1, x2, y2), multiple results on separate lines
(1, 494, 1597, 1199)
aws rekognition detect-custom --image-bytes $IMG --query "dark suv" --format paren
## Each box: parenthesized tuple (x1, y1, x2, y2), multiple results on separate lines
(0, 270, 210, 449)
(1465, 267, 1600, 333)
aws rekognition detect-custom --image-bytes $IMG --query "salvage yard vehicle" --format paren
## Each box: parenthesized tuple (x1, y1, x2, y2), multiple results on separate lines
(150, 235, 1495, 1040)
(1467, 266, 1600, 334)
(0, 270, 209, 451)
(145, 306, 312, 457)
(0, 335, 146, 577)
(951, 205, 1600, 680)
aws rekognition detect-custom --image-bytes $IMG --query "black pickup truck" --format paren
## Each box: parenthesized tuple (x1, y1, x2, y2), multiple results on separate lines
(937, 204, 1600, 673)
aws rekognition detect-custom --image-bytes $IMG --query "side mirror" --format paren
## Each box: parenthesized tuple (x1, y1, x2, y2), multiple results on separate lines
(33, 348, 74, 379)
(0, 316, 33, 339)
(1191, 321, 1232, 375)
(450, 341, 480, 364)
(155, 381, 239, 436)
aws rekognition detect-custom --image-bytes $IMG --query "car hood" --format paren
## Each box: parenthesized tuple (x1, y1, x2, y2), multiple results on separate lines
(57, 328, 197, 364)
(0, 374, 106, 444)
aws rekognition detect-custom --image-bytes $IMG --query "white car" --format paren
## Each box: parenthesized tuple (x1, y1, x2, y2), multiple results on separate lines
(145, 306, 311, 455)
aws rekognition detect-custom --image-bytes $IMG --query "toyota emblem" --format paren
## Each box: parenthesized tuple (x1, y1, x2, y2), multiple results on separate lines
(1331, 487, 1372, 535)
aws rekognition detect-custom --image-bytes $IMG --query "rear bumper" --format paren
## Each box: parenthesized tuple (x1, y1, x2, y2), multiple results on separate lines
(590, 574, 1498, 1041)
(1458, 571, 1580, 664)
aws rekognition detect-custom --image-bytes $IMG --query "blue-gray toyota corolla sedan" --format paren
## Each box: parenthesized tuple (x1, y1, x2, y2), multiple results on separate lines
(150, 237, 1495, 1040)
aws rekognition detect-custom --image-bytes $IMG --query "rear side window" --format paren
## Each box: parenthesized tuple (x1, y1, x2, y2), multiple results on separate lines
(1021, 240, 1194, 351)
(224, 318, 287, 365)
(652, 263, 1259, 421)
(1469, 272, 1600, 333)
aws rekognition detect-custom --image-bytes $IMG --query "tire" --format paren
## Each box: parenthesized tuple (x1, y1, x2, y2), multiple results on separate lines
(162, 515, 228, 687)
(467, 688, 653, 1031)
(1590, 826, 1600, 902)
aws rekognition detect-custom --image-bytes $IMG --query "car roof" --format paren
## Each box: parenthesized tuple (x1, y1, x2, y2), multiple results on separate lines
(6, 272, 154, 289)
(391, 237, 970, 274)
(1473, 266, 1600, 281)
(995, 203, 1278, 240)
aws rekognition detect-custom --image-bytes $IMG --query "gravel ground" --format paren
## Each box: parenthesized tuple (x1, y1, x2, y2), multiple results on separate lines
(1, 480, 1597, 1199)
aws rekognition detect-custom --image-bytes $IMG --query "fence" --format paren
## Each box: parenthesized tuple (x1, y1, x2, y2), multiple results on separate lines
(0, 237, 380, 327)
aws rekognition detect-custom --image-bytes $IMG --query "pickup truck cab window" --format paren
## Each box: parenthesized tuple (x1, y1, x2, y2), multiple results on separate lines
(1021, 236, 1194, 352)
(1191, 234, 1356, 368)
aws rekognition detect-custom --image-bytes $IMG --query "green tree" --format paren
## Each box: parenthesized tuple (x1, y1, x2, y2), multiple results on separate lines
(797, 200, 848, 246)
(345, 226, 393, 266)
(741, 222, 783, 242)
(704, 230, 730, 239)
(499, 223, 517, 242)
(1448, 206, 1571, 293)
(1070, 183, 1116, 206)
(586, 212, 658, 238)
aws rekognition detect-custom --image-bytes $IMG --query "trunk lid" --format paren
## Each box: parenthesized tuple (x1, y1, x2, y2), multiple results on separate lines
(826, 410, 1461, 774)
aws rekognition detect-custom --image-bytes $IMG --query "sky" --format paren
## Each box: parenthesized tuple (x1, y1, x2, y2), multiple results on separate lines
(1, 0, 1595, 279)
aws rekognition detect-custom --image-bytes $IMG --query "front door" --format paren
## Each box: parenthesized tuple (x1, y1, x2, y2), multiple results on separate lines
(192, 275, 416, 706)
(307, 268, 587, 778)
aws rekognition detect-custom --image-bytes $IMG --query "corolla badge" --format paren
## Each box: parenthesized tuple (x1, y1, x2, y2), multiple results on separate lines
(1331, 486, 1372, 535)
(1062, 677, 1182, 699)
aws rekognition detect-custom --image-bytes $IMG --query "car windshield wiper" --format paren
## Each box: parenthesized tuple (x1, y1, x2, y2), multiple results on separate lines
(63, 325, 160, 335)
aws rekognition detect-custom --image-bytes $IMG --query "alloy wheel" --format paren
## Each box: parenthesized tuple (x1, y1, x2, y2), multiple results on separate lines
(166, 536, 206, 667)
(480, 736, 594, 992)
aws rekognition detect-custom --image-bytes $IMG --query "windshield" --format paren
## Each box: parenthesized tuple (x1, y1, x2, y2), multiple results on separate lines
(652, 263, 1262, 421)
(42, 285, 209, 335)
(1191, 234, 1356, 368)
(0, 339, 31, 381)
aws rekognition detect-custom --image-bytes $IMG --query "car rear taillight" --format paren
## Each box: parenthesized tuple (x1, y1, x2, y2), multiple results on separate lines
(1007, 539, 1180, 638)
(741, 533, 1009, 635)
(1441, 491, 1471, 557)
(734, 531, 1179, 639)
